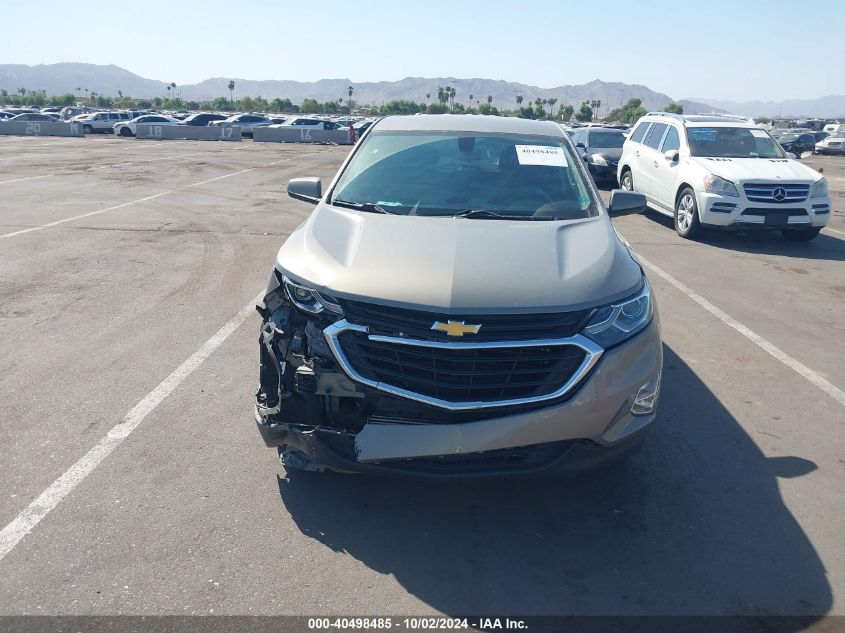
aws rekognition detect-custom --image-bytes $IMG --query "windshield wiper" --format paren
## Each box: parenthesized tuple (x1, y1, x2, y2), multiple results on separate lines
(453, 209, 548, 220)
(331, 199, 397, 214)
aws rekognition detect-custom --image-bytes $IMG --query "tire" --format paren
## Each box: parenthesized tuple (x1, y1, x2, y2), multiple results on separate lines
(675, 187, 702, 239)
(119, 127, 133, 137)
(620, 168, 633, 191)
(781, 227, 821, 242)
(82, 124, 93, 135)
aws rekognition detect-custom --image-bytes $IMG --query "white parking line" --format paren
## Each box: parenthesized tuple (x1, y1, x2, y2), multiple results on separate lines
(0, 151, 325, 240)
(640, 255, 845, 407)
(825, 227, 845, 237)
(0, 174, 54, 185)
(0, 291, 263, 562)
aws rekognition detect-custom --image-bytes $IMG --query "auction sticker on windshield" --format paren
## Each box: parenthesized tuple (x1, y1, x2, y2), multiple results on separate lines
(515, 144, 568, 167)
(750, 129, 769, 138)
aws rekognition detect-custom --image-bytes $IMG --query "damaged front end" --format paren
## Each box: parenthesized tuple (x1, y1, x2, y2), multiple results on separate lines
(255, 270, 372, 471)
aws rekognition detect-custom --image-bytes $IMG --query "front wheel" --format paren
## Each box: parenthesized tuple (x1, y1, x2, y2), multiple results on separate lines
(119, 127, 133, 137)
(781, 227, 821, 242)
(675, 188, 702, 239)
(82, 124, 93, 135)
(620, 169, 633, 191)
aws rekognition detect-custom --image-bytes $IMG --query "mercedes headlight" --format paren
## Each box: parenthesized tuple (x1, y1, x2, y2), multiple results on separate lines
(703, 174, 739, 197)
(810, 177, 828, 198)
(282, 275, 343, 316)
(582, 278, 653, 347)
(589, 154, 608, 166)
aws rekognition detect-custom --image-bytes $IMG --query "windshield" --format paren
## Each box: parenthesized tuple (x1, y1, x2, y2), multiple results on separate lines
(687, 127, 785, 158)
(589, 131, 625, 148)
(331, 131, 596, 220)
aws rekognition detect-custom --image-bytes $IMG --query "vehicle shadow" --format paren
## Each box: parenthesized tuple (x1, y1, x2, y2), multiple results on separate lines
(639, 209, 845, 261)
(276, 344, 831, 622)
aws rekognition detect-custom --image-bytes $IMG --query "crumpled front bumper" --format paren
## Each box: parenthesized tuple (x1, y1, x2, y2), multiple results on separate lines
(256, 317, 662, 478)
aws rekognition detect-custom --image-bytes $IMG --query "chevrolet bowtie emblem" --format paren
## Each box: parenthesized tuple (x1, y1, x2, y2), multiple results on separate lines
(431, 320, 482, 337)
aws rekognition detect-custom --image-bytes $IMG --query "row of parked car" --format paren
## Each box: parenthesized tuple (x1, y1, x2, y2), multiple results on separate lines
(0, 106, 378, 139)
(772, 124, 845, 155)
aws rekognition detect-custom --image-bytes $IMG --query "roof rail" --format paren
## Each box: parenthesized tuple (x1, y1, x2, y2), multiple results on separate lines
(695, 112, 755, 123)
(644, 111, 685, 120)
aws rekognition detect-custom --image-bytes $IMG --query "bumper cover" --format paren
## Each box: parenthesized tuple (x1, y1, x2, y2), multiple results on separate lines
(256, 319, 662, 477)
(697, 191, 831, 229)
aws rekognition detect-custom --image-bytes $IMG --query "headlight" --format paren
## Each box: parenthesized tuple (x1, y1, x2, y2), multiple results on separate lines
(589, 154, 608, 166)
(282, 275, 343, 316)
(582, 278, 653, 347)
(810, 177, 828, 198)
(703, 174, 739, 197)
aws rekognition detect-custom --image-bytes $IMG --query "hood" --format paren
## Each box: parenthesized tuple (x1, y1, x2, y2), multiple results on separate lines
(588, 147, 623, 161)
(276, 204, 642, 312)
(691, 157, 821, 183)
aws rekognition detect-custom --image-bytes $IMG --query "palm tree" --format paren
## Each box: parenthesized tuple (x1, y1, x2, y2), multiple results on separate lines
(516, 94, 523, 107)
(448, 86, 456, 111)
(347, 85, 354, 111)
(166, 85, 171, 100)
(548, 97, 558, 119)
(425, 92, 430, 103)
(469, 94, 474, 109)
(228, 80, 236, 105)
(487, 95, 493, 106)
(437, 87, 446, 105)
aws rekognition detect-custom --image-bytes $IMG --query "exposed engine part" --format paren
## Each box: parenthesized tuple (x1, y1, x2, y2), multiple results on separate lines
(256, 302, 294, 415)
(294, 366, 318, 394)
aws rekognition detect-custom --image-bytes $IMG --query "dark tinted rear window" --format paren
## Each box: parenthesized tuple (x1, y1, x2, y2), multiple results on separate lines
(588, 130, 625, 148)
(643, 123, 668, 149)
(629, 122, 650, 143)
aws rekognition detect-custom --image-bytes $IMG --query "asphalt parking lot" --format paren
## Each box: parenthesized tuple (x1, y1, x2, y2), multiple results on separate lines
(0, 136, 843, 624)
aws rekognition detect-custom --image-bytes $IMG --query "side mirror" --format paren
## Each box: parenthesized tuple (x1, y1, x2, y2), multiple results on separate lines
(786, 152, 796, 160)
(664, 149, 680, 162)
(608, 189, 647, 216)
(287, 177, 322, 203)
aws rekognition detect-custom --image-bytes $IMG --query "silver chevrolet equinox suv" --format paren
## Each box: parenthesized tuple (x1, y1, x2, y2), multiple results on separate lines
(255, 115, 663, 478)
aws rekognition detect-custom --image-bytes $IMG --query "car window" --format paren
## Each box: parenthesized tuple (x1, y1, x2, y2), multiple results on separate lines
(629, 122, 650, 144)
(643, 123, 668, 150)
(660, 127, 680, 152)
(688, 127, 785, 158)
(332, 131, 596, 221)
(588, 131, 625, 148)
(800, 134, 813, 143)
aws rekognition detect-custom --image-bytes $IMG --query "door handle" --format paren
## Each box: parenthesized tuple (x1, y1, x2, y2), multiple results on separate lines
(635, 151, 640, 157)
(653, 160, 659, 168)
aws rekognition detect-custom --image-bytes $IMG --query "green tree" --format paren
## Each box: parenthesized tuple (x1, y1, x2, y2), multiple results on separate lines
(300, 98, 320, 113)
(517, 106, 536, 120)
(477, 103, 499, 116)
(575, 102, 593, 122)
(664, 102, 684, 114)
(427, 103, 448, 114)
(212, 96, 231, 111)
(604, 98, 647, 124)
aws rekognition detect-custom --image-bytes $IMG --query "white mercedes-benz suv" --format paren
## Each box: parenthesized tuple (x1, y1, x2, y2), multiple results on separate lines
(617, 113, 831, 241)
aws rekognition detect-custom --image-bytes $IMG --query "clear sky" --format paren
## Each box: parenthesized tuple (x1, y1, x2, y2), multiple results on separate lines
(1, 0, 841, 102)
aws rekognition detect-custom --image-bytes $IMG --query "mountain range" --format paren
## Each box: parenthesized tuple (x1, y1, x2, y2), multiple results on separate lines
(1, 63, 843, 118)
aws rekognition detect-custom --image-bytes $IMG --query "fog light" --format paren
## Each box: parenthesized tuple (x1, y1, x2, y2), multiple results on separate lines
(631, 372, 661, 415)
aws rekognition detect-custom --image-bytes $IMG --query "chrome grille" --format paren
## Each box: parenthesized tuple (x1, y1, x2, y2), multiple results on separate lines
(324, 321, 603, 411)
(743, 183, 810, 203)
